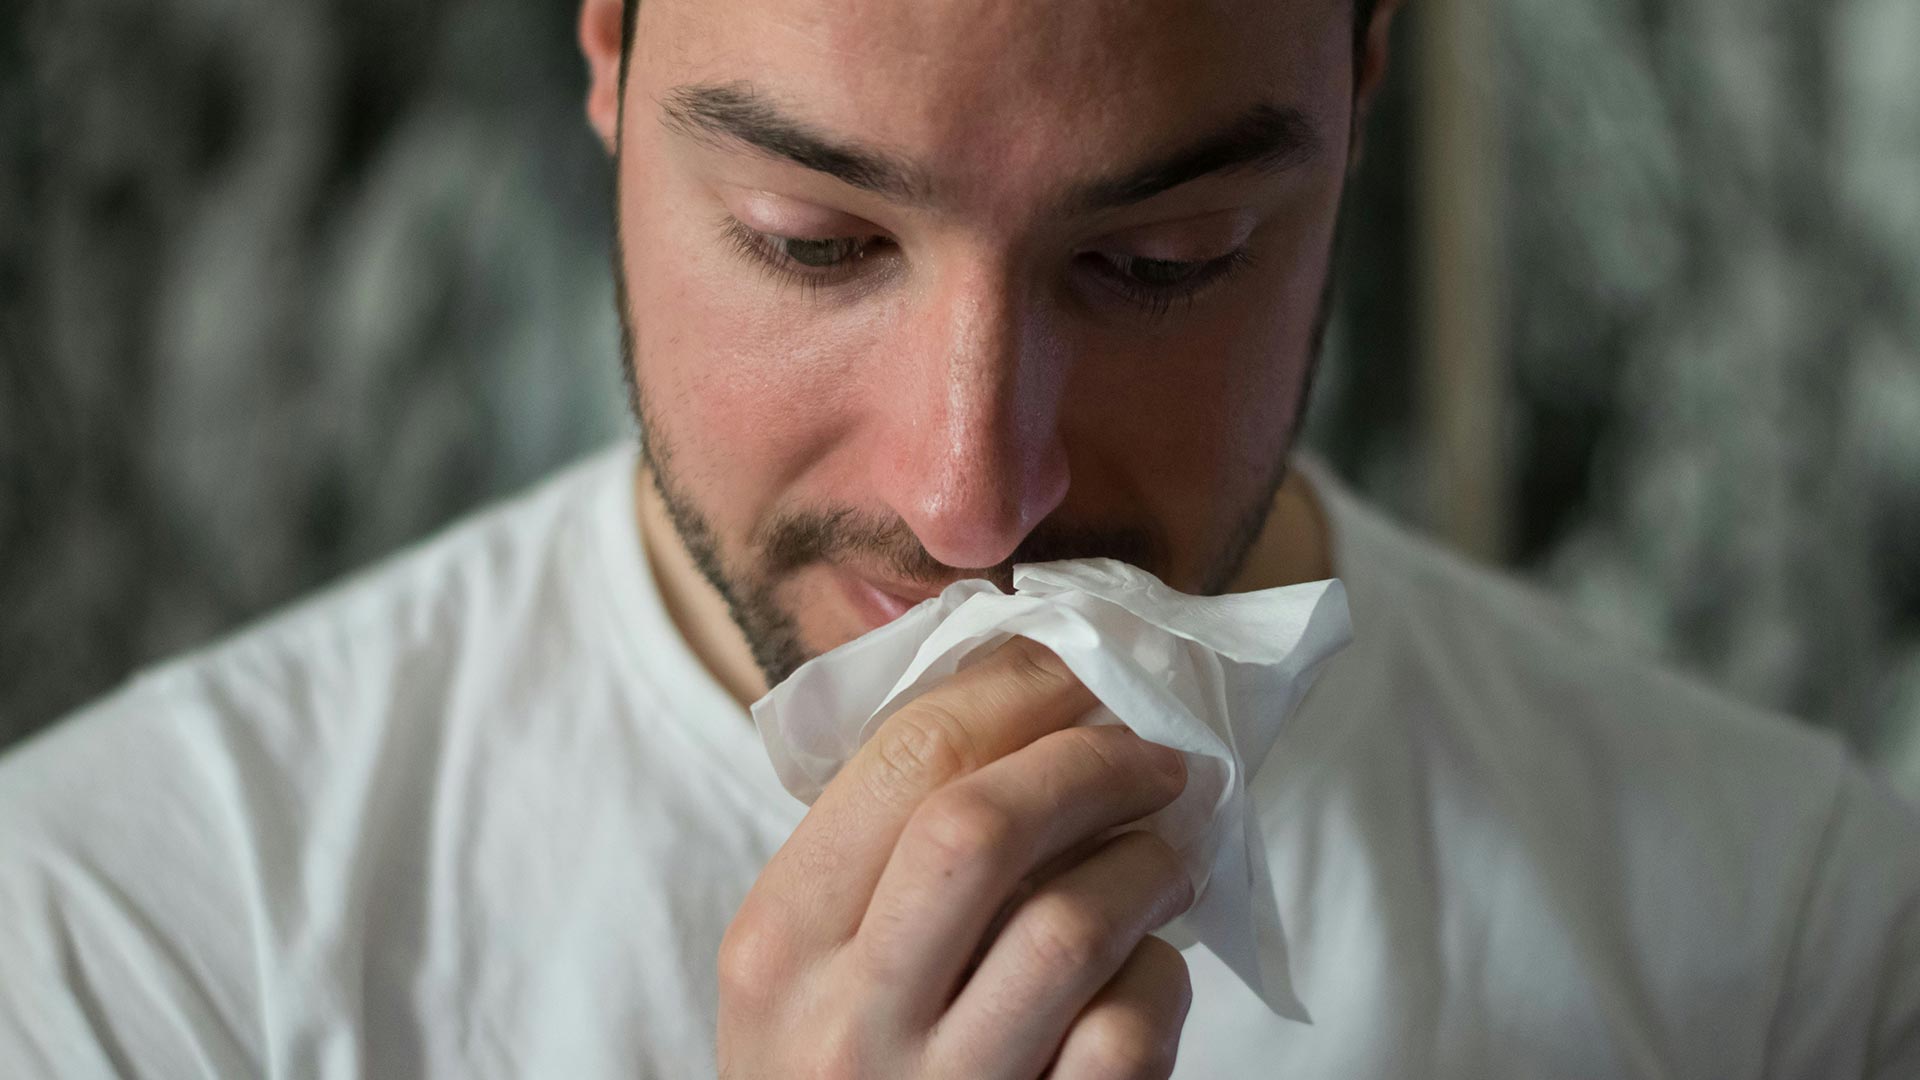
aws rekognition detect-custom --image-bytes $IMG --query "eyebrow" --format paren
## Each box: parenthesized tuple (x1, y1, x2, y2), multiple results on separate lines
(1067, 103, 1321, 213)
(658, 81, 1320, 213)
(659, 82, 930, 201)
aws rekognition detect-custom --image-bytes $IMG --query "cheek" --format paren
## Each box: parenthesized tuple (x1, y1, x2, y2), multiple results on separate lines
(1079, 322, 1301, 578)
(1066, 200, 1337, 578)
(617, 157, 870, 538)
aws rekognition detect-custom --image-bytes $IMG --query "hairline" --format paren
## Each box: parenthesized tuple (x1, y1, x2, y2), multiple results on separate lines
(619, 1, 1380, 89)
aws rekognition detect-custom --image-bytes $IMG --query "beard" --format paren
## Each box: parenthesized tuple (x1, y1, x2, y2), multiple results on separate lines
(610, 187, 1342, 690)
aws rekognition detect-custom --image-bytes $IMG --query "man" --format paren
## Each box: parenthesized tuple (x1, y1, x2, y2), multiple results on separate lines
(2, 0, 1915, 1076)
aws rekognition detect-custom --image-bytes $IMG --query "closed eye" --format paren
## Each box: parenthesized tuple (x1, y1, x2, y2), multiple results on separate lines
(718, 214, 1254, 318)
(720, 216, 892, 288)
(1080, 248, 1256, 318)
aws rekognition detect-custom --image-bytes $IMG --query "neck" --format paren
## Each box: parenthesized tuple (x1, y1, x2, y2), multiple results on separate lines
(634, 460, 1335, 712)
(1227, 464, 1337, 594)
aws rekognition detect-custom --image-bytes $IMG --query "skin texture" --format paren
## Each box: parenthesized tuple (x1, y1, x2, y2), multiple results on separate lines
(576, 0, 1399, 1074)
(583, 0, 1394, 699)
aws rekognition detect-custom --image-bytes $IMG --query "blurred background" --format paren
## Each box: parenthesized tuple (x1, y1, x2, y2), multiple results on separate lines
(2, 0, 1917, 795)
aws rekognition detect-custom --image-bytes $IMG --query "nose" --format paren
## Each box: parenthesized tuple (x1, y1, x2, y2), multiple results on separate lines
(868, 261, 1072, 571)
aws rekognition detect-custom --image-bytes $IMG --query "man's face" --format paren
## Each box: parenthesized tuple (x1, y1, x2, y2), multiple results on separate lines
(611, 0, 1358, 683)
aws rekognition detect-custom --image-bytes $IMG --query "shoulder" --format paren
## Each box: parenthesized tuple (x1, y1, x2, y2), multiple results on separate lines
(0, 446, 637, 1074)
(79, 446, 627, 748)
(0, 442, 639, 866)
(180, 444, 634, 711)
(1305, 461, 1853, 807)
(0, 669, 267, 1075)
(1301, 462, 1920, 1070)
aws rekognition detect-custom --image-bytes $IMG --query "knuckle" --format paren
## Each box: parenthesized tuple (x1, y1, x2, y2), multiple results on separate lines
(1128, 833, 1196, 917)
(1063, 725, 1132, 775)
(871, 704, 974, 795)
(1069, 727, 1184, 796)
(909, 789, 1019, 868)
(1020, 894, 1122, 974)
(998, 635, 1073, 693)
(716, 910, 793, 1012)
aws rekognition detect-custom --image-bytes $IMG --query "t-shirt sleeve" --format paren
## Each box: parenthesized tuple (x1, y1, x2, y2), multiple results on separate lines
(1762, 760, 1920, 1080)
(0, 678, 264, 1078)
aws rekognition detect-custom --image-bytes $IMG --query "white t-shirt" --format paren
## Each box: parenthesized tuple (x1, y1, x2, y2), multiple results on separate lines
(2, 445, 1915, 1079)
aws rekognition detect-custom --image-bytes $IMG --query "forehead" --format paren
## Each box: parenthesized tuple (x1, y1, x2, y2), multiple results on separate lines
(631, 0, 1353, 211)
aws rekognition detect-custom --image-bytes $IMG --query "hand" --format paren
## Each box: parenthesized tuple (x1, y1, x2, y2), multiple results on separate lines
(718, 637, 1196, 1079)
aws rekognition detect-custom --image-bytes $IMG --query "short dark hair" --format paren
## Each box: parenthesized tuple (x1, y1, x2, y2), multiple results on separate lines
(620, 2, 1380, 87)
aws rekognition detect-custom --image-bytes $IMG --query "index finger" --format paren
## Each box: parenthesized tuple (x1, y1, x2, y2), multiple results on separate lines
(754, 635, 1099, 944)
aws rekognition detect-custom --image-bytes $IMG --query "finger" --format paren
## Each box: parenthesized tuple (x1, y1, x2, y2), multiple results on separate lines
(931, 831, 1195, 1079)
(854, 725, 1187, 1015)
(752, 636, 1099, 945)
(1047, 936, 1193, 1080)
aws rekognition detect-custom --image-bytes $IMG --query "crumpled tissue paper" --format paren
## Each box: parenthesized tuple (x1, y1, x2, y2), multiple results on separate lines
(749, 557, 1352, 1020)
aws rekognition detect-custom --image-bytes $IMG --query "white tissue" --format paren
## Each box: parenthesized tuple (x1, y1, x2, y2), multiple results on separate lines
(749, 558, 1352, 1020)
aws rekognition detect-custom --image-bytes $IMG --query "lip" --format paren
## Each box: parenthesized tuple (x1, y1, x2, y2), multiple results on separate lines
(834, 567, 941, 631)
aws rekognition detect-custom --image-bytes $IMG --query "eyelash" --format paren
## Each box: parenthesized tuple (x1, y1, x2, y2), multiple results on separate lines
(720, 217, 889, 295)
(719, 216, 1255, 317)
(1081, 249, 1257, 319)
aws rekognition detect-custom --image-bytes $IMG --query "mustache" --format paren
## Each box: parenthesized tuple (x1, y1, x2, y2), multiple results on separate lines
(755, 508, 1165, 594)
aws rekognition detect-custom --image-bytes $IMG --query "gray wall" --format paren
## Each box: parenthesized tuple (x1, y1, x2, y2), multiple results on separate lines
(3, 0, 1917, 794)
